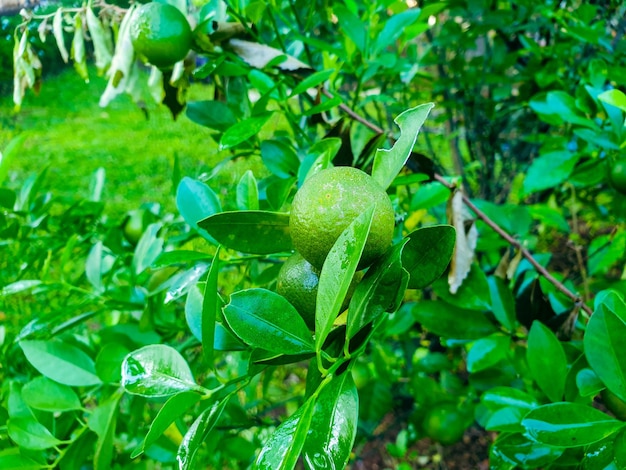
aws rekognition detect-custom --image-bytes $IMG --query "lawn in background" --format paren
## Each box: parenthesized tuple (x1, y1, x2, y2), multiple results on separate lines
(0, 67, 223, 218)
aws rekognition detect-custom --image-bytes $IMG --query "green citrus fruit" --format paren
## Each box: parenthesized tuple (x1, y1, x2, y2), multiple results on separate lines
(289, 167, 395, 269)
(129, 2, 192, 69)
(610, 157, 626, 195)
(421, 403, 468, 446)
(123, 209, 150, 244)
(276, 252, 361, 329)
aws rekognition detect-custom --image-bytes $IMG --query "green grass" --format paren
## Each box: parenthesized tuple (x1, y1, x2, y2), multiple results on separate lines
(0, 67, 223, 218)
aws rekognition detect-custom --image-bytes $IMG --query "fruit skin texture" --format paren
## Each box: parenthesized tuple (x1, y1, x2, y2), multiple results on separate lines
(289, 166, 395, 270)
(421, 403, 468, 446)
(129, 3, 192, 69)
(276, 252, 362, 329)
(610, 157, 626, 195)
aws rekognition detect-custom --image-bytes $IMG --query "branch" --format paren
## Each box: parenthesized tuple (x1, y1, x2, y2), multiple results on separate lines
(322, 87, 594, 316)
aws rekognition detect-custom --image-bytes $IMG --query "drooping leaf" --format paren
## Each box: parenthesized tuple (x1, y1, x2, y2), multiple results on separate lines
(527, 321, 568, 402)
(521, 403, 625, 447)
(85, 7, 112, 73)
(372, 103, 434, 189)
(316, 206, 374, 351)
(411, 301, 498, 339)
(584, 296, 626, 402)
(176, 177, 222, 242)
(121, 344, 205, 397)
(302, 373, 358, 470)
(177, 397, 230, 469)
(220, 114, 273, 149)
(223, 288, 314, 354)
(53, 8, 69, 63)
(19, 340, 102, 387)
(7, 417, 63, 450)
(255, 397, 317, 469)
(132, 391, 202, 458)
(402, 224, 455, 289)
(198, 211, 292, 254)
(447, 188, 478, 294)
(71, 13, 88, 82)
(227, 38, 312, 72)
(347, 241, 408, 340)
(21, 377, 82, 412)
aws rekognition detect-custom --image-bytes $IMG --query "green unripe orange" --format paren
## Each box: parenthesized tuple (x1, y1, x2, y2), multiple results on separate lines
(289, 167, 395, 270)
(129, 2, 192, 69)
(421, 403, 469, 446)
(609, 157, 626, 195)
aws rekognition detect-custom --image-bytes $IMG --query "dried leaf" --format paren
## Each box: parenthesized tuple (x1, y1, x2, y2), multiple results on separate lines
(53, 9, 69, 63)
(447, 189, 478, 294)
(227, 38, 311, 72)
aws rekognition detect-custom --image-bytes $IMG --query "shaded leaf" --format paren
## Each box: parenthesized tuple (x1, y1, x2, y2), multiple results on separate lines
(522, 151, 582, 196)
(186, 100, 237, 131)
(527, 321, 568, 402)
(261, 140, 300, 178)
(411, 301, 497, 339)
(447, 189, 477, 294)
(88, 392, 122, 470)
(402, 225, 455, 289)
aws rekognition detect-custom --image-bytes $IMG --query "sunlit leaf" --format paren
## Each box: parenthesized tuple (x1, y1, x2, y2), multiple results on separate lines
(8, 417, 63, 450)
(21, 377, 82, 412)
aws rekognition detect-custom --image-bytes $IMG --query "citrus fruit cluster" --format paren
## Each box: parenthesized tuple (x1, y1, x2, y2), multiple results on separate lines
(129, 2, 192, 70)
(277, 166, 395, 326)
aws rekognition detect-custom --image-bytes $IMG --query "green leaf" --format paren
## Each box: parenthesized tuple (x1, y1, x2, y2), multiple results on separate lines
(71, 14, 88, 82)
(598, 89, 626, 113)
(177, 397, 230, 469)
(521, 403, 625, 447)
(8, 417, 63, 450)
(0, 451, 41, 470)
(19, 340, 102, 387)
(481, 387, 539, 411)
(316, 206, 374, 350)
(529, 91, 597, 128)
(575, 368, 604, 397)
(255, 397, 317, 469)
(290, 69, 334, 97)
(223, 288, 315, 354)
(411, 301, 498, 339)
(333, 5, 367, 53)
(0, 134, 27, 186)
(220, 114, 272, 149)
(202, 247, 220, 364)
(2, 280, 42, 296)
(615, 429, 626, 469)
(372, 103, 434, 190)
(466, 334, 511, 373)
(402, 225, 455, 289)
(347, 241, 408, 340)
(304, 94, 342, 116)
(132, 223, 164, 275)
(527, 321, 568, 402)
(85, 241, 114, 292)
(198, 211, 292, 254)
(432, 263, 492, 311)
(88, 392, 122, 470)
(261, 140, 300, 178)
(95, 343, 129, 383)
(374, 8, 422, 52)
(302, 373, 358, 470)
(132, 391, 202, 458)
(121, 344, 205, 397)
(152, 250, 213, 268)
(186, 100, 237, 131)
(490, 432, 564, 468)
(21, 377, 82, 412)
(522, 151, 582, 196)
(584, 297, 626, 402)
(488, 276, 518, 331)
(176, 177, 222, 242)
(236, 170, 259, 211)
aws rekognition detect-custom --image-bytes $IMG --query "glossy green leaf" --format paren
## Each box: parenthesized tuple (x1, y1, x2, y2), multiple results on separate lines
(255, 397, 317, 469)
(402, 225, 455, 289)
(202, 247, 220, 363)
(527, 321, 567, 402)
(316, 206, 374, 350)
(347, 241, 408, 340)
(576, 368, 605, 397)
(19, 340, 102, 387)
(298, 138, 341, 184)
(237, 170, 259, 211)
(290, 69, 334, 97)
(261, 140, 300, 179)
(132, 391, 202, 458)
(522, 403, 625, 447)
(372, 103, 434, 189)
(598, 89, 626, 113)
(411, 301, 498, 339)
(467, 334, 510, 373)
(161, 264, 210, 304)
(220, 114, 272, 149)
(2, 280, 42, 296)
(491, 432, 564, 468)
(88, 391, 121, 470)
(95, 343, 129, 383)
(0, 451, 41, 470)
(186, 100, 237, 131)
(177, 397, 229, 469)
(614, 429, 626, 469)
(488, 276, 517, 331)
(481, 387, 539, 411)
(223, 288, 314, 354)
(302, 373, 358, 470)
(198, 211, 292, 254)
(521, 151, 582, 196)
(21, 377, 82, 412)
(582, 436, 618, 470)
(584, 298, 626, 402)
(484, 407, 526, 433)
(176, 177, 222, 242)
(8, 417, 63, 450)
(121, 344, 205, 397)
(152, 250, 212, 268)
(132, 223, 164, 275)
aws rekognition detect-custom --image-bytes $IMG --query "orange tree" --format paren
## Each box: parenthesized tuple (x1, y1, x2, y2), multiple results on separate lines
(3, 0, 626, 468)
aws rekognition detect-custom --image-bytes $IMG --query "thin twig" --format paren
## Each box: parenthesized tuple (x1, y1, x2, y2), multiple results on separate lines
(322, 85, 594, 316)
